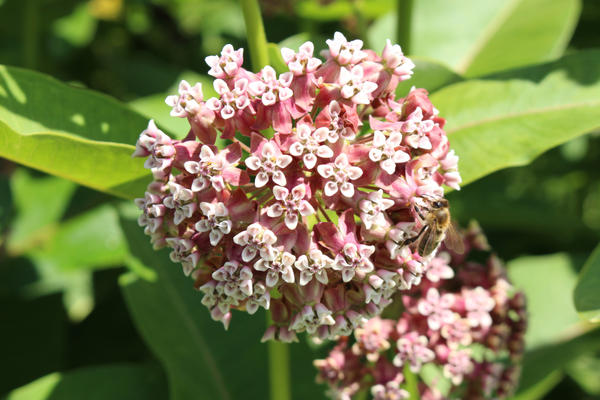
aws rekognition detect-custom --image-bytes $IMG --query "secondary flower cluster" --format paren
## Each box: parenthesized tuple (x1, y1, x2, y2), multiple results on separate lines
(133, 32, 461, 341)
(314, 225, 527, 399)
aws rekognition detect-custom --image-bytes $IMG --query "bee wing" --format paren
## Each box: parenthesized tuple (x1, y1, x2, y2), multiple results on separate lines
(417, 222, 438, 257)
(444, 220, 465, 254)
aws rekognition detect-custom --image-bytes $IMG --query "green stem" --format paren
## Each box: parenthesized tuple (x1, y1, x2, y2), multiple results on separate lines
(352, 0, 369, 48)
(240, 0, 270, 71)
(396, 0, 414, 54)
(22, 0, 40, 69)
(267, 314, 291, 400)
(403, 364, 420, 399)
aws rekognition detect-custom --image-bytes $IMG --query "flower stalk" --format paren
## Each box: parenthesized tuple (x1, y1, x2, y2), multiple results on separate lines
(268, 315, 292, 400)
(396, 0, 414, 54)
(241, 0, 270, 71)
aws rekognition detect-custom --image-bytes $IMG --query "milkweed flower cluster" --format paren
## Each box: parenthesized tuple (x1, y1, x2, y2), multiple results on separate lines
(133, 32, 462, 341)
(314, 225, 527, 399)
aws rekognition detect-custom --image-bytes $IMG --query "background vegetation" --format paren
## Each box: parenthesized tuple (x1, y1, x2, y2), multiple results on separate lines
(0, 0, 599, 399)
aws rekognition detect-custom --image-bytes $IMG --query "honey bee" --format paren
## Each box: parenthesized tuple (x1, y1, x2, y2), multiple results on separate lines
(407, 198, 465, 257)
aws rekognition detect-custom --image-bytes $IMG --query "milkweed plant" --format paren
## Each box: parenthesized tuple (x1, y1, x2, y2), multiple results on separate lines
(132, 31, 526, 399)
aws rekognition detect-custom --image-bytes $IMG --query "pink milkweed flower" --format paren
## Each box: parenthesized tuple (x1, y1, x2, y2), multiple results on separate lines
(205, 44, 244, 79)
(212, 261, 254, 299)
(359, 190, 395, 230)
(163, 181, 196, 225)
(369, 130, 410, 174)
(248, 65, 295, 132)
(295, 248, 334, 285)
(245, 137, 293, 187)
(443, 348, 474, 385)
(339, 65, 378, 105)
(233, 222, 277, 262)
(267, 184, 315, 230)
(371, 380, 409, 400)
(133, 120, 176, 179)
(417, 288, 456, 331)
(324, 32, 367, 66)
(425, 252, 455, 282)
(315, 100, 360, 142)
(254, 248, 296, 287)
(183, 143, 247, 192)
(134, 34, 464, 342)
(314, 228, 528, 398)
(462, 287, 496, 328)
(393, 332, 435, 372)
(402, 107, 435, 150)
(206, 78, 255, 138)
(317, 154, 363, 198)
(195, 202, 232, 246)
(281, 41, 322, 112)
(289, 121, 334, 169)
(382, 39, 415, 81)
(165, 80, 204, 117)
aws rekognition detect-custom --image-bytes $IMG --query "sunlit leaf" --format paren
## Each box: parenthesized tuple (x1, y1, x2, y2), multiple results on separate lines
(507, 253, 580, 349)
(396, 57, 462, 95)
(6, 168, 76, 255)
(574, 242, 600, 322)
(0, 65, 152, 199)
(4, 364, 167, 400)
(368, 0, 581, 76)
(431, 50, 600, 187)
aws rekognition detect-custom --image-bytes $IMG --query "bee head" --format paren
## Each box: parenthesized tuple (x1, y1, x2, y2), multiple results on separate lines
(432, 199, 448, 209)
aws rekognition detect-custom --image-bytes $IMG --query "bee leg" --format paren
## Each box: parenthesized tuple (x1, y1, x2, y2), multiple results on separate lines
(401, 224, 428, 246)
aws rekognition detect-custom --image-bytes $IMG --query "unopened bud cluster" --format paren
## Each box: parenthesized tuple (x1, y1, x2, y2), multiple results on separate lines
(133, 32, 461, 341)
(315, 225, 527, 399)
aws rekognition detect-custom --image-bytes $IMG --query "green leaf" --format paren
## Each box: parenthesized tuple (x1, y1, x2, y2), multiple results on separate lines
(6, 168, 76, 255)
(565, 353, 600, 395)
(295, 0, 394, 21)
(118, 215, 270, 400)
(0, 65, 152, 199)
(395, 57, 462, 96)
(431, 51, 600, 187)
(3, 364, 167, 400)
(512, 328, 600, 400)
(30, 204, 128, 271)
(574, 242, 600, 322)
(507, 253, 580, 349)
(368, 0, 581, 76)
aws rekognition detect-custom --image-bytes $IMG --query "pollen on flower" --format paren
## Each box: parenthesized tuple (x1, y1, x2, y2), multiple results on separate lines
(132, 32, 463, 341)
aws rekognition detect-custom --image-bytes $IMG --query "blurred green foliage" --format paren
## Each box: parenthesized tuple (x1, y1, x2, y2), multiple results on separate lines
(0, 0, 600, 399)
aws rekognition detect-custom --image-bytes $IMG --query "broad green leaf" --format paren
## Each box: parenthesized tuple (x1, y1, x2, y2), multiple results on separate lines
(368, 0, 581, 76)
(507, 253, 580, 349)
(30, 204, 128, 271)
(3, 364, 167, 400)
(396, 57, 462, 95)
(6, 168, 76, 255)
(431, 51, 600, 187)
(295, 0, 394, 21)
(574, 242, 600, 322)
(118, 216, 270, 400)
(0, 65, 152, 199)
(512, 328, 600, 400)
(565, 353, 600, 395)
